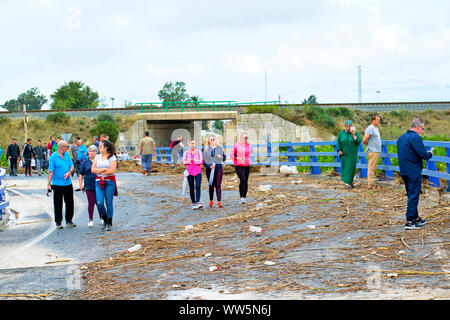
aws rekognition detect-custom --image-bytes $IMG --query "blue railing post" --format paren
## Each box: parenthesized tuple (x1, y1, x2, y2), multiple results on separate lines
(381, 144, 395, 180)
(287, 142, 295, 164)
(426, 146, 441, 188)
(156, 148, 161, 162)
(446, 146, 450, 192)
(358, 144, 368, 178)
(267, 140, 272, 165)
(309, 142, 321, 175)
(334, 144, 341, 173)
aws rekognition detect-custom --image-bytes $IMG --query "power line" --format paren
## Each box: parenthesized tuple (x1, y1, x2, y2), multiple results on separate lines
(361, 65, 445, 88)
(279, 66, 356, 97)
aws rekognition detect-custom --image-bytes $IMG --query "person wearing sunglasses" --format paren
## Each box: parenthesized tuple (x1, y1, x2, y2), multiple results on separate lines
(397, 118, 433, 230)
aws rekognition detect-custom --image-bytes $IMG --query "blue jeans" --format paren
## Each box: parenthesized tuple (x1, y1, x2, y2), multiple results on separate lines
(95, 180, 115, 218)
(141, 154, 153, 172)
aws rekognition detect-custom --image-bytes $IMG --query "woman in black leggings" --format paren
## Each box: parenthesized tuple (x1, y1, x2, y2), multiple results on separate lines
(230, 131, 252, 204)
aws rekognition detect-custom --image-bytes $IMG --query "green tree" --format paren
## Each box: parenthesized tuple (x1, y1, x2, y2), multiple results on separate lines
(1, 87, 47, 111)
(212, 120, 224, 133)
(89, 121, 119, 143)
(50, 81, 100, 110)
(302, 95, 318, 105)
(158, 81, 190, 104)
(1, 99, 20, 111)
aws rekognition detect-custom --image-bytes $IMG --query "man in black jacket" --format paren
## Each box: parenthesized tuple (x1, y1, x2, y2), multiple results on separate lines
(22, 138, 35, 177)
(7, 138, 20, 176)
(33, 139, 46, 176)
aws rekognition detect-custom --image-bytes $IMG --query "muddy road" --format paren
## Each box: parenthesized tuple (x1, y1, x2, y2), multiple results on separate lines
(0, 165, 449, 300)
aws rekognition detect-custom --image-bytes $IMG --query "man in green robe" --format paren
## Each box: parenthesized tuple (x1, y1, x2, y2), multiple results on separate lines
(336, 120, 362, 188)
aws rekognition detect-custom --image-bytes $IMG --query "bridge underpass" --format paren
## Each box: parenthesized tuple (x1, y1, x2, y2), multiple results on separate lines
(118, 111, 238, 153)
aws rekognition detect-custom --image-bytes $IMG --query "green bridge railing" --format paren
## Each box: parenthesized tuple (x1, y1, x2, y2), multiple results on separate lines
(134, 100, 281, 113)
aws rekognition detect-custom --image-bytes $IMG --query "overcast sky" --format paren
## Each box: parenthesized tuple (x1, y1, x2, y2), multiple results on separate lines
(1, 0, 449, 108)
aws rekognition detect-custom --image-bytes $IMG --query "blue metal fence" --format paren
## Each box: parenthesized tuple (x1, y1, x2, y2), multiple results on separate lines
(0, 168, 10, 221)
(154, 140, 450, 192)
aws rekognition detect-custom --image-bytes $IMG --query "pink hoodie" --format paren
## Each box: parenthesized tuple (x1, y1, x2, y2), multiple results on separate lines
(183, 149, 203, 176)
(230, 142, 252, 166)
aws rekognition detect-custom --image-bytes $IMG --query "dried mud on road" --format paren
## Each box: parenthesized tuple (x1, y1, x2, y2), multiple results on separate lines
(74, 163, 449, 300)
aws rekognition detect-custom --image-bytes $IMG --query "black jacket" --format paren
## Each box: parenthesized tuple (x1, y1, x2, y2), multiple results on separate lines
(7, 144, 20, 159)
(22, 143, 35, 159)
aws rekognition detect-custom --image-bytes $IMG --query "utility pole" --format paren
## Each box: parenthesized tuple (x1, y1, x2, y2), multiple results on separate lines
(23, 104, 28, 142)
(110, 97, 115, 108)
(358, 65, 362, 103)
(264, 71, 267, 102)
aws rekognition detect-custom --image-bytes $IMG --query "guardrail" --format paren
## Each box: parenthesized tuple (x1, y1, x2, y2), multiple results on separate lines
(135, 100, 281, 113)
(0, 168, 10, 222)
(152, 140, 450, 192)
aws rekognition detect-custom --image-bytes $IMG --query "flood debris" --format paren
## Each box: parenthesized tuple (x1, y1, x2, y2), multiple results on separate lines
(73, 172, 449, 300)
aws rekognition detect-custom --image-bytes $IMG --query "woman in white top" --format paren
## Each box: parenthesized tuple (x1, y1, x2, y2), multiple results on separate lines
(91, 140, 117, 231)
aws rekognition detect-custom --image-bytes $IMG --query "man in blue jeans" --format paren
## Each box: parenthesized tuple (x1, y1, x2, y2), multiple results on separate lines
(47, 140, 75, 229)
(139, 131, 156, 176)
(397, 118, 433, 230)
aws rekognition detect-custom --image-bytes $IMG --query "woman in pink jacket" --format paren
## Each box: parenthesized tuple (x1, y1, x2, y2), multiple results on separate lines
(183, 139, 204, 209)
(230, 131, 252, 204)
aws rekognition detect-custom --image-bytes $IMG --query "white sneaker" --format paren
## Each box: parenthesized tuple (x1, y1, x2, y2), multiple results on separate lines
(88, 220, 94, 227)
(100, 219, 104, 226)
(240, 198, 247, 204)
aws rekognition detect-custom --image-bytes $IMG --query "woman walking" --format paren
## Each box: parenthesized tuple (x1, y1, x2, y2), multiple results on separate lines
(336, 120, 362, 189)
(230, 131, 252, 204)
(91, 140, 118, 231)
(183, 139, 203, 210)
(78, 145, 101, 227)
(203, 134, 226, 208)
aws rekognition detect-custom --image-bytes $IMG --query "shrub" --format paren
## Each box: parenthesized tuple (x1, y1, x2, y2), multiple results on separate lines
(89, 121, 119, 143)
(97, 113, 115, 123)
(46, 112, 71, 124)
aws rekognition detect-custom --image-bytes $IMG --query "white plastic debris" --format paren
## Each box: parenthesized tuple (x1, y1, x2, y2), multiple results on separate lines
(398, 250, 405, 255)
(307, 225, 316, 229)
(259, 185, 273, 192)
(264, 261, 276, 266)
(205, 252, 212, 257)
(209, 266, 219, 272)
(280, 165, 298, 175)
(256, 203, 265, 209)
(184, 225, 194, 231)
(387, 273, 398, 278)
(290, 179, 303, 184)
(127, 244, 141, 253)
(249, 226, 263, 232)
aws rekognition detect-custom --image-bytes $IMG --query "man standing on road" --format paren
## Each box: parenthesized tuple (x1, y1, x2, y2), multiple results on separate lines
(22, 138, 35, 177)
(77, 138, 88, 166)
(397, 118, 433, 230)
(7, 138, 20, 176)
(47, 136, 55, 156)
(33, 140, 46, 176)
(47, 140, 76, 229)
(93, 136, 100, 149)
(52, 137, 60, 155)
(363, 115, 382, 189)
(170, 135, 184, 169)
(70, 138, 80, 177)
(139, 131, 156, 175)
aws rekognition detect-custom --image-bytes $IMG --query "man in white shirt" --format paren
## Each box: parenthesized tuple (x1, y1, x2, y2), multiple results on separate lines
(363, 115, 382, 189)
